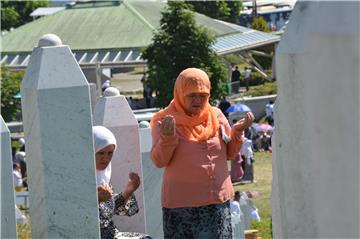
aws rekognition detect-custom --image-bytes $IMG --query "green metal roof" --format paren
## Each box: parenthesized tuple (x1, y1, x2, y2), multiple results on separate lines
(1, 0, 239, 53)
(129, 1, 237, 36)
(0, 0, 280, 69)
(2, 1, 154, 52)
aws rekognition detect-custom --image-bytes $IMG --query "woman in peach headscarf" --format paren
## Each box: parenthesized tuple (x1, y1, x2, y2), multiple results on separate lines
(150, 68, 254, 238)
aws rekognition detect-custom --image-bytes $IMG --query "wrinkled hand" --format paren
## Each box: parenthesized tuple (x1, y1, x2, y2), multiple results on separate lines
(159, 115, 175, 136)
(97, 183, 113, 202)
(124, 172, 141, 197)
(232, 112, 255, 132)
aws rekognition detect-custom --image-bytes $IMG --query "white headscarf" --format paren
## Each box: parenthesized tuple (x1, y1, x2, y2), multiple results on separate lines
(15, 151, 26, 161)
(93, 126, 117, 186)
(18, 138, 25, 146)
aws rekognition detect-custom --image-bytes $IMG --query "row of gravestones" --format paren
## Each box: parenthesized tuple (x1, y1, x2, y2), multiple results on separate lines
(0, 34, 163, 239)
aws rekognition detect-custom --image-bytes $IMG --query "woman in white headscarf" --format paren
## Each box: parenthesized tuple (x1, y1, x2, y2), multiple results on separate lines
(15, 151, 27, 188)
(93, 126, 151, 239)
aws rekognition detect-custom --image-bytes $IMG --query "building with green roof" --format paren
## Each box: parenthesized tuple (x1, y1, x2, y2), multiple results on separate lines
(1, 0, 279, 72)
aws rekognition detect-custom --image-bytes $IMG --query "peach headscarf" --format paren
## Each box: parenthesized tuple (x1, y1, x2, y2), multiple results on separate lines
(150, 68, 219, 141)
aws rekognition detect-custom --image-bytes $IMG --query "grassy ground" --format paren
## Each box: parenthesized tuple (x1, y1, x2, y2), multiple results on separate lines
(232, 151, 273, 239)
(17, 207, 30, 239)
(242, 81, 277, 97)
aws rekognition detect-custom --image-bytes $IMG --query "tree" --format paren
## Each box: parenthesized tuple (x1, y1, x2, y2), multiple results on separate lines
(1, 0, 49, 31)
(0, 66, 23, 122)
(185, 0, 242, 24)
(251, 16, 270, 32)
(142, 1, 227, 107)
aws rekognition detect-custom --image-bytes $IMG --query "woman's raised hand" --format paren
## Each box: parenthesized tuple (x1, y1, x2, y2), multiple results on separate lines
(159, 115, 176, 136)
(128, 172, 141, 193)
(233, 112, 255, 132)
(123, 172, 141, 201)
(97, 183, 113, 202)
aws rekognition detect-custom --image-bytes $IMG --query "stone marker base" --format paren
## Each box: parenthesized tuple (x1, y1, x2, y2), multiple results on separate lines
(244, 229, 260, 239)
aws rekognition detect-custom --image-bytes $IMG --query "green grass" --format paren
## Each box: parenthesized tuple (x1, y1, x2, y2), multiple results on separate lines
(243, 81, 277, 97)
(232, 151, 273, 239)
(17, 207, 30, 239)
(18, 223, 31, 239)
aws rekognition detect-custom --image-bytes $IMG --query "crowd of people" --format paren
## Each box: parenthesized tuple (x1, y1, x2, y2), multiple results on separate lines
(216, 95, 274, 234)
(11, 67, 274, 238)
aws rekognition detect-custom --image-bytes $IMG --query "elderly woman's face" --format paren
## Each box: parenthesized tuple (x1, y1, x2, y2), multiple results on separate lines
(184, 93, 208, 116)
(95, 144, 115, 170)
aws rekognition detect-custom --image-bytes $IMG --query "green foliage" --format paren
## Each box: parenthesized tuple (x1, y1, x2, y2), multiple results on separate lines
(252, 218, 273, 239)
(142, 1, 227, 107)
(223, 54, 246, 66)
(186, 0, 242, 24)
(1, 0, 49, 31)
(251, 16, 270, 32)
(0, 66, 23, 122)
(243, 82, 277, 97)
(253, 55, 273, 70)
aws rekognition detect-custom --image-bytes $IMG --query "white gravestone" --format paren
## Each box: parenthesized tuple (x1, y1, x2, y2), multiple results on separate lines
(273, 2, 359, 238)
(21, 34, 100, 238)
(0, 116, 17, 239)
(93, 88, 146, 233)
(139, 127, 164, 238)
(89, 83, 98, 112)
(270, 136, 283, 237)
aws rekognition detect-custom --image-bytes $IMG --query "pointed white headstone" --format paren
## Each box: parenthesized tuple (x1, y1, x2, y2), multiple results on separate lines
(21, 34, 100, 238)
(0, 116, 17, 238)
(273, 1, 359, 238)
(93, 87, 146, 233)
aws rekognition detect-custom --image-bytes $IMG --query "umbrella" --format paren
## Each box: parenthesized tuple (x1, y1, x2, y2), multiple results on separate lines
(254, 123, 273, 133)
(225, 103, 251, 114)
(14, 92, 21, 99)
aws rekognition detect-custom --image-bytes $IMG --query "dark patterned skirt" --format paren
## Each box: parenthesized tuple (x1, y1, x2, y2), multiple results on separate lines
(163, 201, 232, 239)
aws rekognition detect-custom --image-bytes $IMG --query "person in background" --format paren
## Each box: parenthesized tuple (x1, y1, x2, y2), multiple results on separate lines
(230, 191, 242, 216)
(244, 126, 256, 143)
(127, 96, 135, 110)
(13, 162, 23, 191)
(261, 131, 272, 152)
(230, 191, 246, 239)
(102, 80, 111, 92)
(19, 137, 26, 151)
(150, 68, 254, 238)
(239, 192, 261, 230)
(141, 75, 152, 108)
(265, 100, 274, 126)
(15, 151, 27, 188)
(244, 67, 252, 92)
(241, 137, 255, 183)
(11, 146, 17, 161)
(231, 152, 244, 183)
(231, 66, 241, 94)
(93, 126, 152, 239)
(218, 96, 231, 118)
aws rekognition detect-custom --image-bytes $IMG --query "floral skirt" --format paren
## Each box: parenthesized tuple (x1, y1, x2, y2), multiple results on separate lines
(163, 201, 232, 239)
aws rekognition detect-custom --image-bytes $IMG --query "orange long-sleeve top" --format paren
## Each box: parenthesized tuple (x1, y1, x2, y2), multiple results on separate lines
(151, 108, 243, 208)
